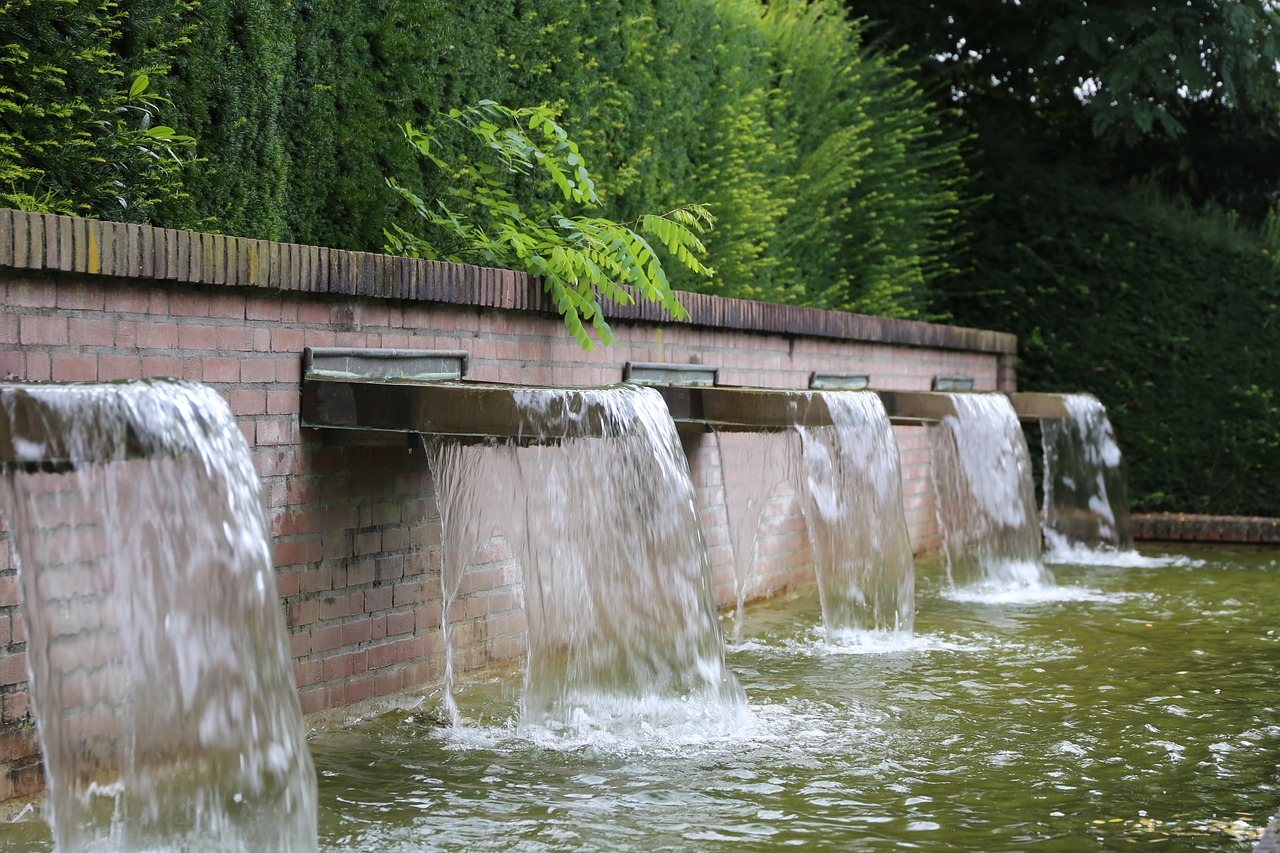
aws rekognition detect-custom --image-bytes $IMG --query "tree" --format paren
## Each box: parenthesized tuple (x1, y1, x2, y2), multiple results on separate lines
(0, 0, 197, 219)
(384, 102, 714, 349)
(851, 0, 1280, 216)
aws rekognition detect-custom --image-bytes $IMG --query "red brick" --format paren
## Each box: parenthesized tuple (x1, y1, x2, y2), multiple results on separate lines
(177, 324, 216, 350)
(267, 389, 300, 415)
(69, 317, 115, 346)
(97, 354, 141, 380)
(362, 585, 393, 613)
(345, 675, 376, 705)
(216, 326, 254, 351)
(0, 653, 26, 686)
(341, 620, 372, 646)
(227, 390, 266, 416)
(202, 357, 239, 383)
(310, 625, 342, 654)
(318, 592, 353, 621)
(240, 357, 275, 383)
(51, 353, 97, 382)
(113, 321, 136, 348)
(170, 290, 209, 317)
(56, 281, 104, 310)
(142, 355, 182, 378)
(271, 327, 304, 353)
(246, 295, 282, 321)
(294, 659, 322, 688)
(297, 301, 329, 324)
(2, 691, 28, 724)
(322, 652, 356, 681)
(209, 292, 246, 319)
(367, 642, 397, 670)
(19, 315, 66, 345)
(256, 417, 293, 446)
(386, 610, 415, 636)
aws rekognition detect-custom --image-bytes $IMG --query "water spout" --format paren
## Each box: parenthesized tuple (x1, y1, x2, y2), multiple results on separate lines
(0, 381, 316, 852)
(428, 384, 745, 737)
(930, 392, 1051, 590)
(1040, 393, 1133, 555)
(793, 391, 915, 636)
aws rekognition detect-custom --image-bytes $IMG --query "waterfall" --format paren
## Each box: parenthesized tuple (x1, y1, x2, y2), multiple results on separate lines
(429, 384, 744, 735)
(930, 393, 1052, 589)
(0, 381, 316, 852)
(792, 391, 915, 636)
(1040, 394, 1133, 554)
(715, 429, 795, 639)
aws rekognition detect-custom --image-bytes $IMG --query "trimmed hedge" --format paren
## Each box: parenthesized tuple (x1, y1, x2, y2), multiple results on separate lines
(155, 0, 968, 316)
(936, 154, 1280, 516)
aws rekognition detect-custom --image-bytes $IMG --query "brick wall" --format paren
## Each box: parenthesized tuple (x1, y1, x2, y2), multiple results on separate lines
(0, 211, 1015, 799)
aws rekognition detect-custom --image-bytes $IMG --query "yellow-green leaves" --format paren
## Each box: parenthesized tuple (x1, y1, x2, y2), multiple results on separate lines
(386, 102, 713, 350)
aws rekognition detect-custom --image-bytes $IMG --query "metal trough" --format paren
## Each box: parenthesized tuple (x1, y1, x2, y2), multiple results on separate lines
(1005, 392, 1075, 422)
(650, 385, 841, 431)
(301, 348, 622, 441)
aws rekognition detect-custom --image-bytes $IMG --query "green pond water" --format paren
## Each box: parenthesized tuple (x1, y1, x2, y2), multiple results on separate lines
(312, 545, 1278, 852)
(0, 545, 1275, 851)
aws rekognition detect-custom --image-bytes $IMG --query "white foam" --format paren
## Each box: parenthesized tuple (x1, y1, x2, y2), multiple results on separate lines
(1043, 534, 1205, 568)
(730, 628, 1001, 658)
(943, 581, 1107, 605)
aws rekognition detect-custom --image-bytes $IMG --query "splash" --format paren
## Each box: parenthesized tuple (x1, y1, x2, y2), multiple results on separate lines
(0, 381, 316, 852)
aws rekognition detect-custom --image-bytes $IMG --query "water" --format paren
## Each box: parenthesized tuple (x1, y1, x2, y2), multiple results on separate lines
(1041, 394, 1133, 555)
(429, 384, 745, 735)
(931, 393, 1052, 591)
(0, 381, 316, 852)
(296, 545, 1279, 852)
(714, 429, 795, 639)
(792, 391, 914, 636)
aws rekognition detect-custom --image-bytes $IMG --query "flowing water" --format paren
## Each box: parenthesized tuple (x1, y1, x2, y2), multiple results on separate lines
(296, 544, 1279, 852)
(931, 393, 1052, 590)
(792, 391, 914, 637)
(0, 381, 315, 852)
(715, 428, 795, 639)
(1041, 394, 1134, 556)
(429, 384, 744, 735)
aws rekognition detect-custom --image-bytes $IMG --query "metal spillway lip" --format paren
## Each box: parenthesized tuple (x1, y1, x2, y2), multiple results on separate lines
(302, 346, 469, 383)
(653, 385, 881, 431)
(1005, 392, 1076, 422)
(622, 361, 719, 388)
(301, 376, 644, 441)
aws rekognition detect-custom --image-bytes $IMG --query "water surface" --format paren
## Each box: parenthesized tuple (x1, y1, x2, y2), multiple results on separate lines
(309, 545, 1279, 851)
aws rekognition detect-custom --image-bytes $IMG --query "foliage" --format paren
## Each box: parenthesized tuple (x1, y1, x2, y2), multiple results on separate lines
(0, 0, 197, 220)
(384, 102, 712, 349)
(156, 0, 292, 236)
(0, 0, 972, 322)
(936, 147, 1280, 516)
(851, 0, 1280, 218)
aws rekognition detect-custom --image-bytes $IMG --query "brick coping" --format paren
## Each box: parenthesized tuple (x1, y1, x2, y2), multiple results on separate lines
(0, 209, 1016, 355)
(1131, 513, 1280, 545)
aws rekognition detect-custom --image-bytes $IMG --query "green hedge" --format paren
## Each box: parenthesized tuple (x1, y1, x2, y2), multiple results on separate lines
(2, 0, 965, 317)
(936, 154, 1280, 516)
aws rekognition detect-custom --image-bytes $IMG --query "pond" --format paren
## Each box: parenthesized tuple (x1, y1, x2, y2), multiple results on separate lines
(311, 545, 1278, 852)
(0, 545, 1274, 851)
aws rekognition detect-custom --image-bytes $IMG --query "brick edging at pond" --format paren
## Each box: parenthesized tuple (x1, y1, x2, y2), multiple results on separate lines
(1131, 513, 1280, 545)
